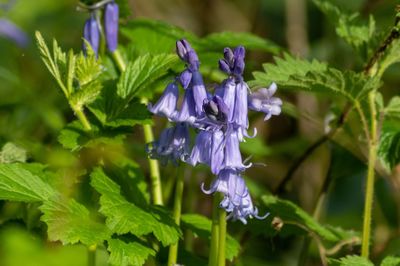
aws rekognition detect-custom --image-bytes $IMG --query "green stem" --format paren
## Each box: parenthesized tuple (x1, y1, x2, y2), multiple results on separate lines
(88, 244, 96, 266)
(167, 167, 185, 266)
(74, 107, 92, 131)
(217, 205, 227, 266)
(111, 48, 163, 205)
(111, 50, 127, 72)
(209, 195, 220, 266)
(361, 91, 378, 258)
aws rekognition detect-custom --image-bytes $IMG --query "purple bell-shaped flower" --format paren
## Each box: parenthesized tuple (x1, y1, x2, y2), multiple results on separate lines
(104, 1, 119, 52)
(148, 82, 179, 119)
(248, 82, 282, 121)
(83, 14, 100, 56)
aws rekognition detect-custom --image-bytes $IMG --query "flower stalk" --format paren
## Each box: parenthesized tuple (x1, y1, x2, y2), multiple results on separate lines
(217, 206, 227, 266)
(209, 195, 221, 266)
(87, 244, 96, 266)
(167, 166, 185, 266)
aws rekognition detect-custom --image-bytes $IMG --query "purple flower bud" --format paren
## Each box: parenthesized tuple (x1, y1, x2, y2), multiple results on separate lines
(0, 19, 29, 47)
(179, 70, 192, 89)
(218, 78, 236, 122)
(233, 58, 245, 76)
(83, 15, 100, 56)
(223, 48, 234, 65)
(248, 83, 282, 121)
(104, 2, 119, 52)
(148, 82, 179, 119)
(203, 95, 229, 124)
(176, 39, 191, 60)
(233, 46, 245, 61)
(219, 59, 231, 74)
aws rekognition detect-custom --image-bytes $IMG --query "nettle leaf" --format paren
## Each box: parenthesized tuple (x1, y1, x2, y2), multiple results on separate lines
(58, 120, 129, 151)
(90, 168, 181, 246)
(0, 163, 57, 202)
(381, 256, 400, 266)
(199, 31, 281, 54)
(89, 84, 152, 128)
(117, 53, 179, 101)
(107, 238, 155, 266)
(0, 142, 27, 163)
(385, 96, 400, 120)
(121, 19, 198, 54)
(378, 125, 400, 170)
(181, 213, 240, 261)
(312, 0, 375, 53)
(40, 197, 111, 246)
(262, 194, 342, 242)
(376, 39, 400, 77)
(250, 53, 380, 101)
(329, 255, 374, 266)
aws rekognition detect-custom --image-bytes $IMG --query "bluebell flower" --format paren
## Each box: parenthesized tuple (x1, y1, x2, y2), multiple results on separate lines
(147, 123, 190, 165)
(83, 14, 100, 56)
(0, 19, 29, 47)
(148, 82, 179, 119)
(223, 129, 251, 171)
(202, 169, 268, 224)
(248, 83, 282, 121)
(174, 86, 197, 124)
(218, 46, 245, 77)
(104, 1, 119, 52)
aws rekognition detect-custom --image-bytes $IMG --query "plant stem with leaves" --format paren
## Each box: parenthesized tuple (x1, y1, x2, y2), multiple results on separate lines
(167, 166, 185, 266)
(111, 49, 163, 205)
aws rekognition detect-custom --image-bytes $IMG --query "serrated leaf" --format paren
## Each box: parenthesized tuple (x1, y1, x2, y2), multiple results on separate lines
(40, 197, 111, 246)
(378, 126, 400, 170)
(107, 238, 155, 266)
(381, 256, 400, 266)
(385, 96, 400, 119)
(90, 168, 181, 246)
(312, 0, 375, 54)
(261, 194, 340, 242)
(89, 84, 152, 128)
(69, 81, 102, 109)
(58, 120, 128, 151)
(0, 142, 27, 163)
(181, 213, 240, 261)
(0, 163, 57, 202)
(121, 19, 198, 54)
(199, 31, 281, 54)
(377, 40, 400, 77)
(329, 255, 374, 266)
(250, 53, 380, 101)
(117, 53, 179, 101)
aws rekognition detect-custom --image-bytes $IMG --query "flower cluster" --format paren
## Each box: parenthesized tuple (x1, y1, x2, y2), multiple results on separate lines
(148, 40, 282, 224)
(82, 0, 119, 56)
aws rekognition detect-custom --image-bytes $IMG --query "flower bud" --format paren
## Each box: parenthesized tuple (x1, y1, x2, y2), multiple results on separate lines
(104, 2, 119, 52)
(83, 15, 100, 56)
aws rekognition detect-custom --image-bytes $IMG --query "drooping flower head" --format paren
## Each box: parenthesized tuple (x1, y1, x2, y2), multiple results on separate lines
(148, 82, 179, 119)
(104, 1, 119, 52)
(202, 169, 268, 224)
(83, 14, 100, 56)
(248, 82, 282, 121)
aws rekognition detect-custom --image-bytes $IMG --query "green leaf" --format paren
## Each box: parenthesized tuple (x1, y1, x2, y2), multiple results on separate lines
(121, 19, 198, 54)
(88, 84, 152, 128)
(40, 197, 111, 246)
(0, 163, 57, 202)
(58, 120, 129, 151)
(376, 39, 400, 77)
(250, 53, 380, 101)
(117, 53, 179, 101)
(312, 0, 375, 53)
(378, 126, 400, 170)
(381, 256, 400, 266)
(0, 142, 27, 163)
(385, 96, 400, 120)
(329, 255, 374, 266)
(90, 168, 181, 246)
(107, 238, 155, 266)
(199, 31, 281, 54)
(262, 194, 340, 242)
(35, 31, 68, 96)
(181, 213, 240, 261)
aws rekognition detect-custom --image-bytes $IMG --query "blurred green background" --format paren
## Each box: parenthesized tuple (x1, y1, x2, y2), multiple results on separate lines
(1, 0, 400, 265)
